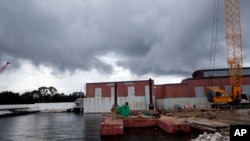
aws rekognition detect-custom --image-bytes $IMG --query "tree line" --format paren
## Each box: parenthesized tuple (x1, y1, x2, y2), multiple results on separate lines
(0, 86, 84, 104)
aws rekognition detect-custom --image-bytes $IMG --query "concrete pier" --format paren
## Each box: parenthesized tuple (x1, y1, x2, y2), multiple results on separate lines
(188, 119, 230, 132)
(123, 116, 158, 127)
(158, 116, 190, 133)
(101, 115, 190, 135)
(101, 116, 124, 135)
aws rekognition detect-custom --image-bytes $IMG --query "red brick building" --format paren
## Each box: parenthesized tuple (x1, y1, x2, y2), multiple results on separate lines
(84, 79, 155, 113)
(84, 67, 250, 112)
(85, 79, 154, 98)
(155, 67, 250, 100)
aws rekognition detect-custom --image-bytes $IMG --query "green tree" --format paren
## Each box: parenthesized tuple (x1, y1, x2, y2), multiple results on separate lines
(38, 86, 49, 103)
(48, 86, 57, 102)
(21, 92, 34, 104)
(31, 90, 41, 103)
(0, 91, 21, 104)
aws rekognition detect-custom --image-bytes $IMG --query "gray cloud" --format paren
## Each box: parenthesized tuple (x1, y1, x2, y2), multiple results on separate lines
(0, 0, 249, 78)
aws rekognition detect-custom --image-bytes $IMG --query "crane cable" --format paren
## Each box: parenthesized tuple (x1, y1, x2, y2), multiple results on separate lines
(209, 0, 220, 87)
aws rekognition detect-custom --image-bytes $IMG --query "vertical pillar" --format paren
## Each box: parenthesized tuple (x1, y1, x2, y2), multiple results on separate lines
(81, 98, 84, 114)
(114, 83, 118, 106)
(149, 78, 153, 105)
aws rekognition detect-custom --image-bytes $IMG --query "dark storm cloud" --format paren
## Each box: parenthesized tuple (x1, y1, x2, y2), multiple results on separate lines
(0, 0, 249, 77)
(117, 0, 223, 76)
(117, 0, 250, 76)
(0, 0, 113, 73)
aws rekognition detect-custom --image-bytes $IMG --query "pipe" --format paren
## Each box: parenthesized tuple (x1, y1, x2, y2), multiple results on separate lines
(114, 83, 118, 106)
(149, 78, 153, 105)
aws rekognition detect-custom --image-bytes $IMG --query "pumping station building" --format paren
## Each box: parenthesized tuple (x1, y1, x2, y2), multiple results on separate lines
(83, 67, 250, 113)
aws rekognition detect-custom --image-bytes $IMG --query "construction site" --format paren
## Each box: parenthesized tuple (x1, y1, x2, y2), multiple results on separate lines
(89, 0, 250, 140)
(1, 0, 250, 140)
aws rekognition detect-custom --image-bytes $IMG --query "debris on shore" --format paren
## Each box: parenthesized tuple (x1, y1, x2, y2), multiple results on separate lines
(191, 132, 229, 141)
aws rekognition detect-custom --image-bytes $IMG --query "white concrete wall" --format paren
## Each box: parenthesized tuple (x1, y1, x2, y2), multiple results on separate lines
(0, 102, 75, 111)
(35, 102, 75, 111)
(84, 97, 211, 113)
(0, 104, 36, 109)
(0, 98, 210, 113)
(84, 96, 150, 113)
(155, 97, 211, 110)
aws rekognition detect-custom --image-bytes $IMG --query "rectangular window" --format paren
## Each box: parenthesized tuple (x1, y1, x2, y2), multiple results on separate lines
(128, 86, 135, 97)
(145, 86, 150, 106)
(242, 85, 250, 93)
(195, 87, 204, 97)
(95, 88, 102, 97)
(225, 85, 231, 92)
(111, 87, 115, 98)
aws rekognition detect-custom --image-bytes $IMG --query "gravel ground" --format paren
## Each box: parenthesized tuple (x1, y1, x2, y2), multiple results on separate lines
(161, 108, 250, 141)
(161, 108, 250, 125)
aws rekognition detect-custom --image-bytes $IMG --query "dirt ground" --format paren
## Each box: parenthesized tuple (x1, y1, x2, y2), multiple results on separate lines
(161, 108, 250, 125)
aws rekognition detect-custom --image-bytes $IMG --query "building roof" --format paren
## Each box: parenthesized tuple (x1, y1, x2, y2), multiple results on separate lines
(192, 67, 250, 78)
(86, 79, 153, 85)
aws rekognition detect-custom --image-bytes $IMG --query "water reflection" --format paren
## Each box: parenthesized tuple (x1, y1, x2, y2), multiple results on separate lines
(101, 126, 197, 141)
(0, 113, 200, 141)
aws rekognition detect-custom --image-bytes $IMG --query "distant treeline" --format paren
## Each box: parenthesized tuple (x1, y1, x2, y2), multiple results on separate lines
(0, 86, 84, 104)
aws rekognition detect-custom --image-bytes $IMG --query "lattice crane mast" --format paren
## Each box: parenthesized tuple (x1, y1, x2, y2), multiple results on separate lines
(208, 0, 243, 103)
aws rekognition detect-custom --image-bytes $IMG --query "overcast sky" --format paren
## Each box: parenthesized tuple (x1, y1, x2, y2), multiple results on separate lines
(0, 0, 250, 94)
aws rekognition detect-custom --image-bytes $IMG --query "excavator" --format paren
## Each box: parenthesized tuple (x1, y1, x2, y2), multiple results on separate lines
(207, 0, 250, 109)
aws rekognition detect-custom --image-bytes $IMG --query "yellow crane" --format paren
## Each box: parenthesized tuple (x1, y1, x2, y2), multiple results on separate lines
(208, 0, 243, 104)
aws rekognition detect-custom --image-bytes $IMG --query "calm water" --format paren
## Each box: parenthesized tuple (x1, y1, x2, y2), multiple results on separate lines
(0, 113, 201, 141)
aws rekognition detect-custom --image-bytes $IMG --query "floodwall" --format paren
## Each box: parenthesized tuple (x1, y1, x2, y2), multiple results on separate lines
(0, 102, 75, 111)
(84, 97, 211, 113)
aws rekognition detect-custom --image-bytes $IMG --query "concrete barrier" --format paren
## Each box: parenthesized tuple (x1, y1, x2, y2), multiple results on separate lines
(0, 102, 75, 111)
(158, 116, 190, 133)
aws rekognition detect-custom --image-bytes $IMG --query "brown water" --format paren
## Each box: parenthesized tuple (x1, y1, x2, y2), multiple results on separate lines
(0, 113, 201, 141)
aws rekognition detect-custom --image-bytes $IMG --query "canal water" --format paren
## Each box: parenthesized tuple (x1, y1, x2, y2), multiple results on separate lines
(0, 113, 201, 141)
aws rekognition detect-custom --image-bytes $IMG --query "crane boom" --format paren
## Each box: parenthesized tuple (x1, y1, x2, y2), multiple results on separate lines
(224, 0, 242, 102)
(0, 62, 10, 73)
(208, 0, 243, 104)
